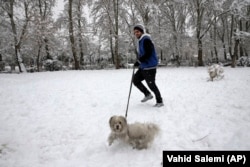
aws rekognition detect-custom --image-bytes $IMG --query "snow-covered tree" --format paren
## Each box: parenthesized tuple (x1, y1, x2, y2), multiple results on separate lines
(0, 0, 36, 72)
(91, 0, 120, 69)
(0, 0, 249, 71)
(229, 0, 250, 67)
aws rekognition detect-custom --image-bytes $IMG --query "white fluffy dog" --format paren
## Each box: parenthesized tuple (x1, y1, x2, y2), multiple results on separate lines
(207, 63, 224, 81)
(108, 115, 159, 150)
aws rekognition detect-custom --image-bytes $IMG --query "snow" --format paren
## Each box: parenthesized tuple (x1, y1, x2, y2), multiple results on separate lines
(0, 67, 250, 167)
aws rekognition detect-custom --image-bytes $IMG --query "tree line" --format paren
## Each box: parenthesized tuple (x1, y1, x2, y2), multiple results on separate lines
(0, 0, 249, 73)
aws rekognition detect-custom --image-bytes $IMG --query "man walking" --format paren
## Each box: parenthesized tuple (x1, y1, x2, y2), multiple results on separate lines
(133, 24, 163, 107)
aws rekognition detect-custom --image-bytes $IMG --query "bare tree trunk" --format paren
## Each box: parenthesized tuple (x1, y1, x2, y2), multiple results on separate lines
(229, 15, 234, 59)
(195, 0, 204, 66)
(77, 0, 84, 68)
(6, 0, 27, 72)
(222, 42, 227, 60)
(113, 0, 120, 69)
(196, 4, 204, 67)
(68, 0, 79, 70)
(239, 19, 244, 57)
(44, 38, 51, 59)
(172, 19, 179, 61)
(38, 0, 52, 60)
(220, 16, 227, 60)
(244, 6, 250, 57)
(37, 45, 42, 72)
(212, 14, 218, 63)
(225, 14, 230, 60)
(158, 14, 163, 61)
(109, 30, 115, 64)
(232, 32, 239, 68)
(197, 38, 203, 66)
(213, 20, 218, 63)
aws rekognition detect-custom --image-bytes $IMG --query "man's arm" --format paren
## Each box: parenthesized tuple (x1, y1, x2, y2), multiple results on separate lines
(138, 38, 153, 63)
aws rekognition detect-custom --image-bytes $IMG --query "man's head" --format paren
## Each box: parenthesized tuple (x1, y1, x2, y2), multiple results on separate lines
(134, 24, 144, 39)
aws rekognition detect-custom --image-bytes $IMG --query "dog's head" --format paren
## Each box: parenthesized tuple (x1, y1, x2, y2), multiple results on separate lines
(109, 115, 127, 133)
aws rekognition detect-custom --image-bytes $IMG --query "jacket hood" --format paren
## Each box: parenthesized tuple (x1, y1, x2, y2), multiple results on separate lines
(138, 33, 151, 41)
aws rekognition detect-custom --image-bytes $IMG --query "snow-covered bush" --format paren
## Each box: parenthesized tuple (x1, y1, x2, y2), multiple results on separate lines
(237, 56, 250, 67)
(207, 63, 224, 81)
(43, 59, 63, 71)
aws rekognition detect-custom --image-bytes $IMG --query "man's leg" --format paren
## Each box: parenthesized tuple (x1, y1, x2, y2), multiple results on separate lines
(143, 69, 163, 103)
(133, 69, 151, 96)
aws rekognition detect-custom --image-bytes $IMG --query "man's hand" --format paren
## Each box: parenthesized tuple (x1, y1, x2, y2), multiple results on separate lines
(134, 61, 140, 67)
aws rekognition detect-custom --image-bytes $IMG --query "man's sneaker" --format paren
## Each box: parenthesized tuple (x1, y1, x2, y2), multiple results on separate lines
(141, 94, 153, 102)
(154, 103, 164, 107)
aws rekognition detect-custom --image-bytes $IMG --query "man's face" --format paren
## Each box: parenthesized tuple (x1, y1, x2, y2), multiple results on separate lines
(134, 29, 142, 39)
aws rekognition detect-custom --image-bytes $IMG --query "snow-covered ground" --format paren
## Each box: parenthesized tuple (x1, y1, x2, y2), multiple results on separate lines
(0, 67, 250, 167)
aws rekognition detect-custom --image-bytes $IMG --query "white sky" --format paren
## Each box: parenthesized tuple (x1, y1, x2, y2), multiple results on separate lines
(52, 0, 65, 20)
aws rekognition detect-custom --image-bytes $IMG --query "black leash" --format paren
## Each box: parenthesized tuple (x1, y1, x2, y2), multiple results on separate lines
(125, 66, 135, 118)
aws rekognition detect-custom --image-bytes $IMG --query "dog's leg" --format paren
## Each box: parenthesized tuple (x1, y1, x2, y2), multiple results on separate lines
(108, 134, 116, 146)
(136, 139, 148, 150)
(130, 139, 146, 150)
(127, 136, 137, 149)
(130, 141, 137, 149)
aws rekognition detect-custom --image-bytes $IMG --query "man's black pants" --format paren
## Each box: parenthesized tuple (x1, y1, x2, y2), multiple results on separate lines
(133, 68, 162, 103)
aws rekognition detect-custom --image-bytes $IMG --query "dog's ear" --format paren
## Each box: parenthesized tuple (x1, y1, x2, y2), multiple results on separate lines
(109, 116, 114, 125)
(120, 116, 127, 125)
